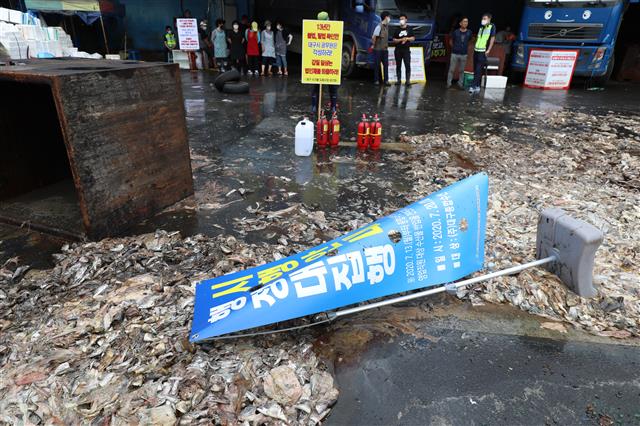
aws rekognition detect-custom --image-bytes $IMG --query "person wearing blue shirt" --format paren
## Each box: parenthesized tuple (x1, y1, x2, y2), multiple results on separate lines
(470, 13, 496, 93)
(447, 17, 472, 89)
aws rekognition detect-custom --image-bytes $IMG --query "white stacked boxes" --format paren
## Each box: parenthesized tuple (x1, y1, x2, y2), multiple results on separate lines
(8, 9, 22, 24)
(1, 8, 100, 59)
(0, 21, 28, 59)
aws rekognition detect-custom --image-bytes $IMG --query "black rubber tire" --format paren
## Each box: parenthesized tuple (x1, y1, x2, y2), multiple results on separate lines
(222, 80, 250, 94)
(341, 40, 356, 78)
(214, 69, 241, 91)
(593, 56, 615, 87)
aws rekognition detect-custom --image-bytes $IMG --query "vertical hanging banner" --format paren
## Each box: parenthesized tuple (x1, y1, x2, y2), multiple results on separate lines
(524, 49, 579, 90)
(176, 18, 200, 51)
(191, 173, 489, 341)
(301, 19, 343, 85)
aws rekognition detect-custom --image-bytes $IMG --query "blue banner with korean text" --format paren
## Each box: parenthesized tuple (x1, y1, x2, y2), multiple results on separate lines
(190, 173, 489, 341)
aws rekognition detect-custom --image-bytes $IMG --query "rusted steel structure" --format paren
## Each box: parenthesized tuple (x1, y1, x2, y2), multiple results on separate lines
(0, 59, 194, 239)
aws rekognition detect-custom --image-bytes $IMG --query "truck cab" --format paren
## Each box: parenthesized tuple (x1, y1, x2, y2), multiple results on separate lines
(512, 0, 636, 82)
(342, 0, 437, 76)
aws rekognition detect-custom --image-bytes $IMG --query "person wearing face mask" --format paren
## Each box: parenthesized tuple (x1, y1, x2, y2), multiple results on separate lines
(199, 20, 213, 69)
(274, 21, 293, 76)
(245, 21, 261, 75)
(371, 11, 392, 86)
(163, 25, 177, 63)
(470, 13, 496, 93)
(228, 20, 247, 75)
(212, 19, 228, 72)
(447, 16, 472, 89)
(261, 20, 276, 76)
(392, 13, 415, 86)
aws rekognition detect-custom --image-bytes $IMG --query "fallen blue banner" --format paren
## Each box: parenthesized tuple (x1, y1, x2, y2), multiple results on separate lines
(190, 173, 489, 341)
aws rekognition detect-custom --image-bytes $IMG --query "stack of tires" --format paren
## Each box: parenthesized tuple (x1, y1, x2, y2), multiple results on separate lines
(214, 69, 250, 94)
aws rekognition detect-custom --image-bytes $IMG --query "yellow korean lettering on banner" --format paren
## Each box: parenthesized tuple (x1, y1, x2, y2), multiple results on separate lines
(342, 224, 384, 243)
(301, 20, 344, 85)
(211, 275, 253, 299)
(257, 260, 299, 285)
(301, 242, 343, 263)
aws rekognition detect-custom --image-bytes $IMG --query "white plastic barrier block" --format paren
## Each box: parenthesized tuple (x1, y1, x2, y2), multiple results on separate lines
(482, 75, 508, 89)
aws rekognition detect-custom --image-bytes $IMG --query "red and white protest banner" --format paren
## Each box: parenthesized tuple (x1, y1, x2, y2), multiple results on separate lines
(525, 49, 578, 90)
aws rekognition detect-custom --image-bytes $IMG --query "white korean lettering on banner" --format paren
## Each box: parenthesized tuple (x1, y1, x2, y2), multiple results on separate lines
(292, 262, 329, 298)
(364, 245, 396, 284)
(252, 279, 290, 309)
(327, 252, 366, 291)
(208, 296, 246, 324)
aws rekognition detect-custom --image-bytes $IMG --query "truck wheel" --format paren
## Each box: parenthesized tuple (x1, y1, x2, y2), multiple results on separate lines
(593, 56, 615, 87)
(341, 40, 355, 78)
(214, 69, 241, 92)
(510, 71, 525, 85)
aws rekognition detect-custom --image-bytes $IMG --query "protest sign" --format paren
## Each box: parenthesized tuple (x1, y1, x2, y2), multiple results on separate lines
(525, 49, 578, 90)
(190, 173, 489, 341)
(301, 19, 343, 85)
(176, 18, 199, 51)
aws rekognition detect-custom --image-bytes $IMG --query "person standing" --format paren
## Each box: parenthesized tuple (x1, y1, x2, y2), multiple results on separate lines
(199, 20, 213, 69)
(239, 15, 250, 35)
(245, 21, 261, 75)
(470, 13, 495, 93)
(228, 20, 246, 74)
(211, 19, 228, 72)
(496, 25, 515, 73)
(392, 13, 415, 86)
(163, 25, 177, 63)
(261, 20, 276, 76)
(447, 16, 472, 89)
(274, 21, 293, 76)
(371, 11, 391, 86)
(310, 11, 338, 114)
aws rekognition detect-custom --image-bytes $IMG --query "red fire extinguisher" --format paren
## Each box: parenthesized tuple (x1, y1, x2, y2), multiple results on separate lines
(316, 111, 329, 148)
(356, 113, 368, 150)
(330, 112, 340, 147)
(370, 114, 382, 150)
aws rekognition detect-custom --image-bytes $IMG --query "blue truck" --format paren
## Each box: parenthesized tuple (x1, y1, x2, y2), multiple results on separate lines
(254, 0, 437, 77)
(512, 0, 639, 83)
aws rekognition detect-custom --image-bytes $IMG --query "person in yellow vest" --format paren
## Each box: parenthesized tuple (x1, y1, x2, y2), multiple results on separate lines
(469, 13, 495, 93)
(163, 25, 177, 63)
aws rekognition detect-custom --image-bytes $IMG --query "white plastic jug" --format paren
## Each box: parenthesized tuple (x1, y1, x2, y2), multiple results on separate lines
(295, 118, 314, 157)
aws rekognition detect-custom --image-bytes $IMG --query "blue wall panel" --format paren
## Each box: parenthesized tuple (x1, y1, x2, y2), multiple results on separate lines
(122, 0, 212, 50)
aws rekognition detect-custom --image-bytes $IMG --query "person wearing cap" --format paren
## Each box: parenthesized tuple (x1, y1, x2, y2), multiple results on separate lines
(371, 11, 391, 86)
(311, 11, 338, 114)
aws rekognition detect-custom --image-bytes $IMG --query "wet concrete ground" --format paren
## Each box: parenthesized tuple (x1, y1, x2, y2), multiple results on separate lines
(325, 298, 640, 425)
(129, 68, 639, 241)
(1, 68, 640, 423)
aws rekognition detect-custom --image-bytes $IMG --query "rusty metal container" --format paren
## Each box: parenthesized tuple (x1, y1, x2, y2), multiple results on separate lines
(0, 59, 194, 239)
